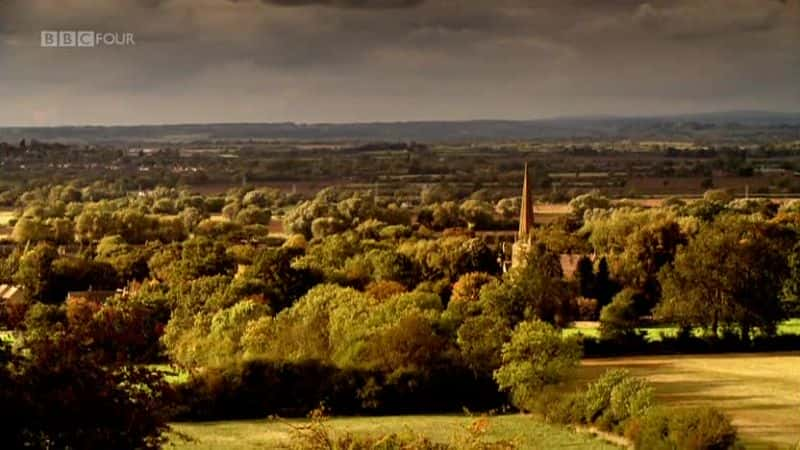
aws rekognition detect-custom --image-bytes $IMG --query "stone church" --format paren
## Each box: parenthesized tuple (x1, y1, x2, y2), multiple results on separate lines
(505, 164, 590, 278)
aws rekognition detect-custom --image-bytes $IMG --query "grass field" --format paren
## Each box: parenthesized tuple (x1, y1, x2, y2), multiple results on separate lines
(578, 352, 800, 449)
(565, 318, 800, 341)
(168, 352, 800, 449)
(168, 414, 620, 450)
(0, 210, 15, 226)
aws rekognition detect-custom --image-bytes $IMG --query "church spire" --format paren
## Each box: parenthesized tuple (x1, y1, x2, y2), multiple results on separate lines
(518, 163, 534, 241)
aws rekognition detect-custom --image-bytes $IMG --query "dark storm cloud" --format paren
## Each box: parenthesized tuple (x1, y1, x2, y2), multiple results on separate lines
(260, 0, 424, 8)
(633, 0, 787, 39)
(0, 0, 797, 125)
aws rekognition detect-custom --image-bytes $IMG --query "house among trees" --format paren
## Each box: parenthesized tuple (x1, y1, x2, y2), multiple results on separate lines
(0, 284, 24, 304)
(506, 164, 593, 278)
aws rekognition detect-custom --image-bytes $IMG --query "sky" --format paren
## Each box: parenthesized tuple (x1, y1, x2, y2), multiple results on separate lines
(0, 0, 798, 126)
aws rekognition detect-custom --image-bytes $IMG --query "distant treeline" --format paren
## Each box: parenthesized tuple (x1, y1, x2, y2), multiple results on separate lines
(2, 111, 800, 143)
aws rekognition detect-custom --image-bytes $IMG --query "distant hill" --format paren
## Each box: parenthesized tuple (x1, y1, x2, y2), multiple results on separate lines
(2, 111, 799, 144)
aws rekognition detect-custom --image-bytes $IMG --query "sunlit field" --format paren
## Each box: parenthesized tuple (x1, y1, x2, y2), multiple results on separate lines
(577, 352, 800, 449)
(168, 414, 620, 450)
(0, 210, 15, 226)
(167, 351, 800, 449)
(565, 318, 800, 341)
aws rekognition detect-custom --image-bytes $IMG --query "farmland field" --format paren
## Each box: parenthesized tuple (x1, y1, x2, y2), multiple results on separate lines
(578, 352, 800, 449)
(565, 318, 800, 341)
(168, 414, 620, 450)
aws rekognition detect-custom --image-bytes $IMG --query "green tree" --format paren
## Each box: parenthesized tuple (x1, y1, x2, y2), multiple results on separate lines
(491, 247, 575, 327)
(460, 199, 494, 230)
(493, 320, 581, 411)
(599, 288, 640, 340)
(11, 217, 53, 243)
(14, 243, 58, 302)
(0, 331, 171, 449)
(782, 241, 800, 317)
(657, 216, 790, 338)
(235, 205, 271, 226)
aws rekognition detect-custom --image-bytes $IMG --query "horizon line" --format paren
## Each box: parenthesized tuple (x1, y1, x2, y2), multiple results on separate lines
(2, 109, 799, 129)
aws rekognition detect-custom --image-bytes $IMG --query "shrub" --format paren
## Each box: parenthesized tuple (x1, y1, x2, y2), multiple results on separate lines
(629, 406, 738, 450)
(174, 359, 504, 420)
(286, 410, 516, 450)
(626, 407, 672, 450)
(582, 369, 631, 424)
(608, 376, 655, 425)
(669, 407, 738, 450)
(493, 320, 581, 412)
(543, 391, 586, 425)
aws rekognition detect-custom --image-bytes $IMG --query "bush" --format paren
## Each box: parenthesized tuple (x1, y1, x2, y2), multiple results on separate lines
(173, 359, 504, 420)
(669, 407, 738, 450)
(629, 406, 738, 450)
(493, 320, 581, 412)
(286, 410, 516, 450)
(582, 369, 631, 424)
(608, 375, 655, 425)
(626, 407, 672, 450)
(543, 391, 586, 425)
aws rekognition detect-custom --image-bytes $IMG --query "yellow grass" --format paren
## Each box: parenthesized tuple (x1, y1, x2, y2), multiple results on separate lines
(578, 352, 800, 449)
(168, 415, 620, 450)
(0, 210, 15, 226)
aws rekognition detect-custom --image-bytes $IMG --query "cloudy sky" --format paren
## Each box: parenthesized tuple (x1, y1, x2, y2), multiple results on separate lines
(0, 0, 798, 125)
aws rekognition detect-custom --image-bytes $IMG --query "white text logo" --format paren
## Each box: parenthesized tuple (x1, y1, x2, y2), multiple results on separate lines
(41, 31, 135, 48)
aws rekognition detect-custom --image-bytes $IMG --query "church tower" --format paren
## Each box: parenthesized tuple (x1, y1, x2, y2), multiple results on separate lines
(511, 163, 535, 268)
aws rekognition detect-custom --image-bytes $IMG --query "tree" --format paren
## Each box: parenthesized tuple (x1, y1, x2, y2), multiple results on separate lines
(75, 206, 115, 243)
(582, 209, 685, 314)
(491, 247, 575, 327)
(14, 243, 58, 302)
(11, 217, 53, 243)
(459, 199, 494, 230)
(245, 246, 321, 312)
(495, 197, 521, 221)
(782, 242, 800, 317)
(235, 205, 271, 226)
(0, 331, 171, 449)
(493, 320, 581, 411)
(574, 256, 595, 298)
(599, 288, 640, 340)
(568, 191, 610, 219)
(657, 216, 790, 338)
(593, 258, 616, 310)
(703, 188, 733, 204)
(311, 216, 345, 239)
(451, 272, 495, 305)
(365, 280, 407, 300)
(47, 257, 119, 302)
(456, 313, 510, 373)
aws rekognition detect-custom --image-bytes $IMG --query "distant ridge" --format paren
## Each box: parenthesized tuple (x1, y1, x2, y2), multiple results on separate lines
(1, 111, 799, 144)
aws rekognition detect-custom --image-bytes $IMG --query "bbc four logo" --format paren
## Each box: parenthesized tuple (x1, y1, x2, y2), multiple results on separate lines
(41, 31, 135, 48)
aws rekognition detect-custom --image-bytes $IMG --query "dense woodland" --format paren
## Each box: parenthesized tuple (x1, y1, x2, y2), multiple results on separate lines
(2, 146, 800, 447)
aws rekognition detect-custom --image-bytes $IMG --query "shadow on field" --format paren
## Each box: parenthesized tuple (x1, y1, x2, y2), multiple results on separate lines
(577, 353, 800, 449)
